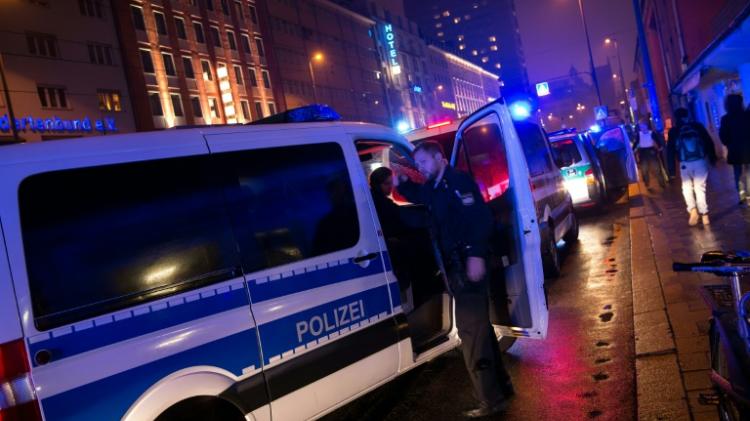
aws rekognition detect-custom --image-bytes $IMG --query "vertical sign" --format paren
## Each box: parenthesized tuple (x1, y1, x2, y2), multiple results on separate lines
(383, 24, 401, 75)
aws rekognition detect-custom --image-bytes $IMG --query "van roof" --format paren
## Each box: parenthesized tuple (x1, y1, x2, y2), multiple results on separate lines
(0, 121, 405, 167)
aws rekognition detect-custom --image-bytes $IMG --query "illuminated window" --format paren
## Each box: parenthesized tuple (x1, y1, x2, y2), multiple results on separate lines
(437, 31, 444, 37)
(435, 22, 442, 28)
(209, 97, 221, 118)
(481, 56, 488, 63)
(489, 36, 496, 42)
(495, 63, 501, 69)
(201, 59, 213, 81)
(457, 34, 464, 41)
(97, 90, 122, 112)
(458, 44, 465, 50)
(453, 17, 460, 23)
(490, 45, 498, 51)
(471, 49, 478, 56)
(442, 10, 450, 17)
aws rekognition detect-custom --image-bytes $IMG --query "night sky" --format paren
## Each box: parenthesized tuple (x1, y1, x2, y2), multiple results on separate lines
(516, 0, 638, 88)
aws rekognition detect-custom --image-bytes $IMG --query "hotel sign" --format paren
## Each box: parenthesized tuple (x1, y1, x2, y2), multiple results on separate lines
(441, 101, 457, 110)
(383, 24, 401, 75)
(0, 114, 117, 134)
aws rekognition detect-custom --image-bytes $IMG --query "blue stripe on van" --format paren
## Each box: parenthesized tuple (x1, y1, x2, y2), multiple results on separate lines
(247, 254, 386, 302)
(40, 328, 261, 421)
(28, 287, 250, 367)
(256, 283, 393, 364)
(39, 284, 394, 421)
(28, 253, 390, 365)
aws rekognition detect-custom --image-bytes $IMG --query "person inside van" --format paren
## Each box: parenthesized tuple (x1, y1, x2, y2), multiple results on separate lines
(369, 167, 408, 238)
(312, 177, 359, 254)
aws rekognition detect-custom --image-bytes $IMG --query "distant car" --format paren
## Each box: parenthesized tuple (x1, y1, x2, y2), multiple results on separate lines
(548, 129, 607, 208)
(588, 125, 639, 190)
(407, 118, 579, 279)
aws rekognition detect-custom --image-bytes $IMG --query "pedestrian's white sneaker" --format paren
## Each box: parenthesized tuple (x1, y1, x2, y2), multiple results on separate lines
(688, 208, 700, 226)
(702, 214, 710, 225)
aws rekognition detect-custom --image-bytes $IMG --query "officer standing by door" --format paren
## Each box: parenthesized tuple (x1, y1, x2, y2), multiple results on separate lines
(394, 140, 512, 418)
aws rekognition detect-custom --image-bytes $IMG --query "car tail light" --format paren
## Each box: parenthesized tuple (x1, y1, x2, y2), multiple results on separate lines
(585, 168, 595, 183)
(0, 339, 42, 421)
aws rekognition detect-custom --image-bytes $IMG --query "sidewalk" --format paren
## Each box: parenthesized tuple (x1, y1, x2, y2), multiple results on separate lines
(629, 162, 750, 420)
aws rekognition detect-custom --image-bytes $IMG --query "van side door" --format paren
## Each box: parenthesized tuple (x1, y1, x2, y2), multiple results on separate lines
(204, 130, 400, 420)
(453, 104, 549, 339)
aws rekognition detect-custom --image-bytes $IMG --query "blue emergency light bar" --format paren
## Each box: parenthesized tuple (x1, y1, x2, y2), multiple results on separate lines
(547, 128, 579, 136)
(249, 104, 341, 125)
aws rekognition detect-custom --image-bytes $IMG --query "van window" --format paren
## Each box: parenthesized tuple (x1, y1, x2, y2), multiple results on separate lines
(19, 156, 241, 331)
(550, 138, 583, 168)
(457, 114, 510, 201)
(216, 143, 360, 273)
(515, 121, 554, 177)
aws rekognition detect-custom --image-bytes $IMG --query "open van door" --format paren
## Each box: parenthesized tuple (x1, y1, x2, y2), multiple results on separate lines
(452, 102, 549, 340)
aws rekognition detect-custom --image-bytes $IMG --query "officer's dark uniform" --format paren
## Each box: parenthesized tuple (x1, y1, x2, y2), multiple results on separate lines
(398, 166, 510, 407)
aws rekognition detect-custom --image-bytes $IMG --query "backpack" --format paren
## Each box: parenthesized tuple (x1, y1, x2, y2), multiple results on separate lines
(676, 124, 706, 162)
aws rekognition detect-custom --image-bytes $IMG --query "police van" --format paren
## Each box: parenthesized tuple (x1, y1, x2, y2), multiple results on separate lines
(0, 102, 548, 421)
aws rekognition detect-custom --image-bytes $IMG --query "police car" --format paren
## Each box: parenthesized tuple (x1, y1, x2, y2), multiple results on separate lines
(406, 115, 578, 279)
(548, 129, 608, 208)
(0, 103, 548, 421)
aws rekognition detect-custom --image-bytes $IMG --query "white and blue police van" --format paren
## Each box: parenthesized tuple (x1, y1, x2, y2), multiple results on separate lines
(0, 102, 548, 421)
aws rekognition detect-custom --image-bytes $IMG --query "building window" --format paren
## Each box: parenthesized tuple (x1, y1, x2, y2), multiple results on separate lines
(240, 34, 251, 54)
(210, 26, 222, 48)
(26, 33, 58, 58)
(182, 56, 195, 78)
(193, 22, 205, 43)
(87, 43, 112, 65)
(248, 67, 258, 87)
(226, 30, 237, 50)
(240, 99, 250, 121)
(233, 65, 243, 85)
(149, 92, 163, 116)
(170, 93, 184, 117)
(261, 69, 271, 89)
(235, 1, 244, 20)
(248, 5, 258, 24)
(154, 11, 168, 35)
(175, 17, 187, 39)
(191, 96, 203, 118)
(201, 60, 213, 81)
(162, 52, 176, 76)
(254, 37, 265, 57)
(140, 49, 155, 73)
(254, 100, 264, 118)
(267, 102, 276, 115)
(78, 0, 103, 18)
(209, 97, 220, 118)
(97, 89, 122, 112)
(130, 5, 146, 30)
(37, 86, 67, 109)
(220, 0, 229, 14)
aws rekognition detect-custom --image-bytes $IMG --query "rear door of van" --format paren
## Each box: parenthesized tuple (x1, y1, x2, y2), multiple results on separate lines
(203, 127, 401, 420)
(453, 103, 549, 339)
(0, 135, 269, 421)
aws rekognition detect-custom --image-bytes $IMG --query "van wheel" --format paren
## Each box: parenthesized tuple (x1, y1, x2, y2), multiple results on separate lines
(542, 228, 561, 279)
(563, 212, 579, 245)
(156, 396, 245, 421)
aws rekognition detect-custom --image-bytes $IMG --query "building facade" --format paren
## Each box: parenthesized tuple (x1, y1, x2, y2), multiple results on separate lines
(111, 0, 283, 130)
(635, 0, 750, 140)
(403, 0, 530, 100)
(0, 0, 136, 142)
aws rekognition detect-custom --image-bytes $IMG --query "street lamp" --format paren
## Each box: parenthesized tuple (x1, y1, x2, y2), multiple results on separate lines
(576, 0, 602, 107)
(308, 52, 324, 103)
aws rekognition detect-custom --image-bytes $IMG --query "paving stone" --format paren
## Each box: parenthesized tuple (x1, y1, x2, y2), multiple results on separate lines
(677, 351, 710, 371)
(682, 370, 712, 391)
(634, 310, 675, 356)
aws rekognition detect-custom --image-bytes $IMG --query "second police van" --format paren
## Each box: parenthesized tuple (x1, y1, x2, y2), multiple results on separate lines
(0, 102, 549, 421)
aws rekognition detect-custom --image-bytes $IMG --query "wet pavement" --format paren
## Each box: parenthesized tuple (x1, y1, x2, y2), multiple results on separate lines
(325, 198, 636, 420)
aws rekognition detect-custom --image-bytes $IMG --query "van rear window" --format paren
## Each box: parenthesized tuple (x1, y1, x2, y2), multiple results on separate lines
(19, 156, 241, 330)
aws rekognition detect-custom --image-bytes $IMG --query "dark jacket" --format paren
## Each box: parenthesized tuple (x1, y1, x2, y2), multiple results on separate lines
(719, 111, 750, 165)
(371, 189, 407, 239)
(397, 166, 492, 259)
(667, 121, 717, 173)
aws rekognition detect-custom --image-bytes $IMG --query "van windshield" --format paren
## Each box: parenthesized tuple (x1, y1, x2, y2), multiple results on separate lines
(550, 139, 583, 168)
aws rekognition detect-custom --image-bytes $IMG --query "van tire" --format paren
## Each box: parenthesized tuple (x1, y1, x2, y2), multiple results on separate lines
(542, 227, 561, 279)
(563, 212, 579, 245)
(155, 396, 246, 421)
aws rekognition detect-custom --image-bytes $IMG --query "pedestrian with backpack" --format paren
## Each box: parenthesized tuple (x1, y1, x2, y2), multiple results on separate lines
(667, 108, 718, 226)
(719, 94, 750, 205)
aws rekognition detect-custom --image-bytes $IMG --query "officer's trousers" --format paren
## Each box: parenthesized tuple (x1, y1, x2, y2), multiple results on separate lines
(451, 272, 510, 405)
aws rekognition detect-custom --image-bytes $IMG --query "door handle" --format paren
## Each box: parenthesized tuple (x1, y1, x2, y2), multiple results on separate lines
(353, 252, 379, 264)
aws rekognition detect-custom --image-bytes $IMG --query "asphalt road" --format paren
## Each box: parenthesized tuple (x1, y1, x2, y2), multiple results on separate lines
(325, 199, 636, 421)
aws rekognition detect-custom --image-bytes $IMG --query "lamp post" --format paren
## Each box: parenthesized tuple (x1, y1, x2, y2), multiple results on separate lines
(577, 0, 602, 107)
(308, 52, 324, 104)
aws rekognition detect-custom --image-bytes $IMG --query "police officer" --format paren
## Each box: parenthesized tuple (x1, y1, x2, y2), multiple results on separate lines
(394, 140, 512, 418)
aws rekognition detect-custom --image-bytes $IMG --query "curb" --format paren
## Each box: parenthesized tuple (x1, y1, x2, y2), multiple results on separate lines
(628, 182, 692, 420)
